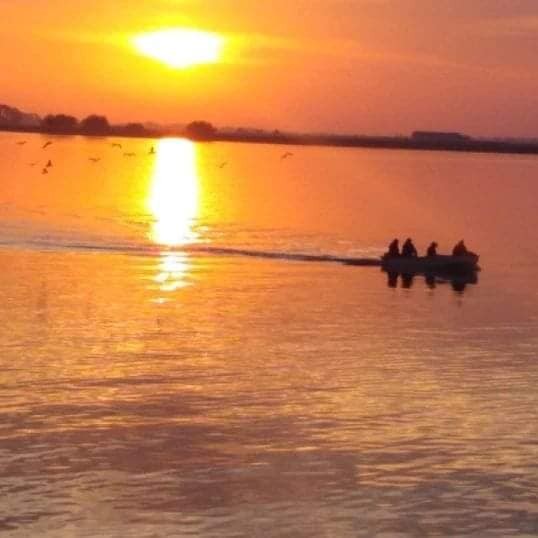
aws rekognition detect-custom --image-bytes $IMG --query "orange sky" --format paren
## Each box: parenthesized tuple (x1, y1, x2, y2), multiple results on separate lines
(2, 0, 538, 137)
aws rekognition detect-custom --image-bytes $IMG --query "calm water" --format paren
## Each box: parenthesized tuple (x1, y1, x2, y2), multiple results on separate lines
(1, 132, 537, 537)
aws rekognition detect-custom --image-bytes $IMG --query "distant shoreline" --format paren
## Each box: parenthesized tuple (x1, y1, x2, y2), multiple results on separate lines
(3, 125, 538, 156)
(214, 132, 538, 156)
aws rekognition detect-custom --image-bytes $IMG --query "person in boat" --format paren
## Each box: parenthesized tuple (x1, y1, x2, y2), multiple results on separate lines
(426, 241, 438, 257)
(452, 240, 469, 256)
(401, 238, 418, 257)
(386, 238, 400, 257)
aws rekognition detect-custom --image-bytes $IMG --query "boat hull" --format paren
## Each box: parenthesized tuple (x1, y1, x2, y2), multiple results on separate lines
(381, 254, 479, 274)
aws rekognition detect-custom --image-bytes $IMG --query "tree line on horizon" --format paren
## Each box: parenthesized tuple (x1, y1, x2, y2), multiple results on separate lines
(41, 114, 217, 139)
(41, 113, 149, 137)
(0, 103, 219, 140)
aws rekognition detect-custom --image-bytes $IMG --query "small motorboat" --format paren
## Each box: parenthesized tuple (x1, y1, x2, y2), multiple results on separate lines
(381, 253, 479, 274)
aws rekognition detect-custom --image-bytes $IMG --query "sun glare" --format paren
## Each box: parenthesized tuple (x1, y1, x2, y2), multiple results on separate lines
(133, 29, 223, 68)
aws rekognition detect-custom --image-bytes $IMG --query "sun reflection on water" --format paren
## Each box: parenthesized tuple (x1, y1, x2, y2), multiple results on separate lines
(148, 139, 200, 299)
(150, 139, 199, 246)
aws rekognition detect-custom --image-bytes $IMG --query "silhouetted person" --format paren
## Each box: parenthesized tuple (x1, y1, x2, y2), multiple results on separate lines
(426, 241, 438, 257)
(452, 240, 468, 256)
(401, 238, 417, 257)
(386, 239, 400, 257)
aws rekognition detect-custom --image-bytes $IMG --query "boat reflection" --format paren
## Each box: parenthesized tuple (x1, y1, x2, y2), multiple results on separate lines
(148, 139, 200, 300)
(386, 270, 478, 293)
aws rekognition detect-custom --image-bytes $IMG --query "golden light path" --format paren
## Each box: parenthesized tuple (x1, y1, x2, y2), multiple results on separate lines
(149, 139, 200, 298)
(133, 29, 223, 68)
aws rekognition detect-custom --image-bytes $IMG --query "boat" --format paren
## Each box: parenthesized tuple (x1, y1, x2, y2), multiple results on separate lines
(381, 253, 479, 274)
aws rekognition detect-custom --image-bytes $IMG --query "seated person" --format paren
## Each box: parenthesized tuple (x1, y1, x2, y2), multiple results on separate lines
(426, 241, 438, 257)
(401, 238, 418, 257)
(452, 240, 469, 256)
(386, 238, 400, 257)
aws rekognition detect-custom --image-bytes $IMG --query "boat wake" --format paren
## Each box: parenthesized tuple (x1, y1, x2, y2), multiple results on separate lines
(0, 236, 383, 267)
(187, 245, 382, 266)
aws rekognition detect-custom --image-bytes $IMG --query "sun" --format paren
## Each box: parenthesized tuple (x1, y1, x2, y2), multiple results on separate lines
(133, 29, 223, 68)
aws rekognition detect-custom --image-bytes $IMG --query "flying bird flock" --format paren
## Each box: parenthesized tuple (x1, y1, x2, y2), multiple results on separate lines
(11, 136, 299, 177)
(12, 138, 158, 176)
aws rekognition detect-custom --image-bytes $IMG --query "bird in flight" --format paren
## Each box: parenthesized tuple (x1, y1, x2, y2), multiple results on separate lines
(89, 157, 101, 163)
(281, 152, 294, 160)
(123, 152, 136, 157)
(42, 141, 53, 149)
(218, 161, 228, 168)
(41, 168, 49, 175)
(16, 141, 27, 145)
(111, 143, 122, 149)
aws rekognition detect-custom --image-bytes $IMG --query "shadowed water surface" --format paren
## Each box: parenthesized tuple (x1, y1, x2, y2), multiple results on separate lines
(1, 133, 537, 536)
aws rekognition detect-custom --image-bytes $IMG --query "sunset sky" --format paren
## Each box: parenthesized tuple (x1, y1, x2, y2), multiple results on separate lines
(2, 0, 538, 137)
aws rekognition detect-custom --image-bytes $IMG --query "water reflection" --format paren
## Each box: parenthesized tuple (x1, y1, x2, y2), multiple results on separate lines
(148, 139, 200, 298)
(386, 270, 478, 293)
(401, 273, 415, 289)
(154, 252, 191, 292)
(149, 139, 199, 246)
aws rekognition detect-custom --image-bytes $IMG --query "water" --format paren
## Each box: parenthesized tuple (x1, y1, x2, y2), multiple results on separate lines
(1, 132, 537, 536)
